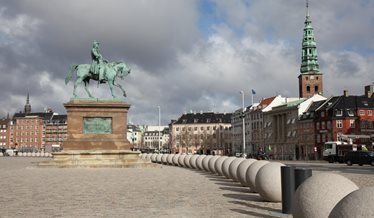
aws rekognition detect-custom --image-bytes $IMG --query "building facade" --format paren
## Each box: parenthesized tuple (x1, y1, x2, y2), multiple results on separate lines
(0, 118, 9, 148)
(170, 112, 232, 155)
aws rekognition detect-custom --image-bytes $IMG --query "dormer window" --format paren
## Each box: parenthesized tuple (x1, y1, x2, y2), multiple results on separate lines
(347, 110, 354, 116)
(336, 110, 343, 116)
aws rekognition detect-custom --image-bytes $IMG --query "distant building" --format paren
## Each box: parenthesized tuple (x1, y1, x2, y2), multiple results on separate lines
(0, 118, 9, 148)
(170, 112, 232, 155)
(143, 127, 170, 152)
(313, 87, 374, 154)
(127, 124, 143, 149)
(7, 94, 67, 151)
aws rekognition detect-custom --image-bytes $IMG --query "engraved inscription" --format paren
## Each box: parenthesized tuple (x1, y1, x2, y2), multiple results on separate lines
(83, 117, 112, 134)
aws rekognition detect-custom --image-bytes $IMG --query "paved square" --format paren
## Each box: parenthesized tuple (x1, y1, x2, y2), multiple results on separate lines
(0, 158, 288, 218)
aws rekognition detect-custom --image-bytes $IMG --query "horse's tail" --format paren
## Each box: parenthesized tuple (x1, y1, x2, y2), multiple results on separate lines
(65, 64, 78, 85)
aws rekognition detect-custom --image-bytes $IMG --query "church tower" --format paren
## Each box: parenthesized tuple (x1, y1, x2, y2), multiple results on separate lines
(298, 1, 323, 98)
(24, 92, 31, 114)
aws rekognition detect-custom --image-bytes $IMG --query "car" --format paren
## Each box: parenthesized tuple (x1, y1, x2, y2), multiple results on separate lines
(344, 151, 374, 166)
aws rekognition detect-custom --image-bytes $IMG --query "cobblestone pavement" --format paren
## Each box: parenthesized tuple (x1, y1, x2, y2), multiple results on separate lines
(0, 158, 372, 218)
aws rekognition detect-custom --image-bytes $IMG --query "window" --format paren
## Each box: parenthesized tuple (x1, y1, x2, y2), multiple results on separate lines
(315, 86, 319, 92)
(306, 86, 311, 93)
(368, 110, 372, 116)
(347, 110, 354, 116)
(194, 127, 197, 131)
(350, 120, 355, 128)
(336, 110, 343, 116)
(337, 120, 343, 128)
(316, 122, 320, 130)
(359, 110, 365, 116)
(321, 111, 325, 117)
(200, 127, 204, 131)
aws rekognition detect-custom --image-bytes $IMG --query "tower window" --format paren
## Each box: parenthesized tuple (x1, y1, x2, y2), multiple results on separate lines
(307, 86, 311, 93)
(315, 86, 319, 92)
(306, 77, 309, 80)
(316, 76, 319, 80)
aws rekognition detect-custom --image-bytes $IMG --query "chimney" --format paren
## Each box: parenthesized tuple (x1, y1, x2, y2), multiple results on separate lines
(364, 84, 373, 98)
(343, 90, 349, 97)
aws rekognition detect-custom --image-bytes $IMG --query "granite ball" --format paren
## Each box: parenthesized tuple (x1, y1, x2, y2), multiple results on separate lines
(178, 154, 187, 167)
(228, 157, 246, 181)
(329, 187, 374, 218)
(150, 153, 158, 163)
(172, 154, 181, 166)
(196, 155, 207, 170)
(156, 154, 163, 163)
(255, 162, 286, 202)
(202, 156, 214, 171)
(293, 172, 359, 218)
(184, 155, 193, 168)
(167, 154, 175, 165)
(222, 157, 237, 179)
(189, 155, 200, 169)
(214, 156, 229, 176)
(208, 156, 221, 174)
(237, 159, 257, 186)
(246, 160, 269, 192)
(145, 153, 153, 161)
(161, 154, 169, 164)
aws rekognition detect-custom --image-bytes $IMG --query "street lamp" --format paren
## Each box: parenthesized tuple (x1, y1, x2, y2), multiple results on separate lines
(240, 91, 246, 158)
(157, 106, 161, 153)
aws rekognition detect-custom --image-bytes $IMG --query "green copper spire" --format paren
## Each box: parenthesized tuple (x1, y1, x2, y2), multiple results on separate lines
(300, 1, 320, 74)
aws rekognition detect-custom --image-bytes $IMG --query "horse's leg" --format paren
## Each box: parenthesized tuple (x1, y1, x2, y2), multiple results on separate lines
(108, 80, 116, 98)
(73, 77, 83, 98)
(114, 82, 126, 97)
(84, 80, 94, 98)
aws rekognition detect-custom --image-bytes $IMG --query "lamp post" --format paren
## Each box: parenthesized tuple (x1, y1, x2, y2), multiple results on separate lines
(240, 91, 246, 158)
(157, 106, 161, 153)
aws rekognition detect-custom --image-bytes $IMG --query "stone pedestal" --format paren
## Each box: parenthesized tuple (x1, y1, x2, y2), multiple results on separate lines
(39, 99, 157, 168)
(63, 99, 132, 150)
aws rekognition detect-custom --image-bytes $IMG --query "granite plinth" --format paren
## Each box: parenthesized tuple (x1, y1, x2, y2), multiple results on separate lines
(38, 150, 159, 168)
(63, 99, 133, 150)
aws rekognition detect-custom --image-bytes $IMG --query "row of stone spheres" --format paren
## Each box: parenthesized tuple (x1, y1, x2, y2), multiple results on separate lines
(140, 153, 373, 218)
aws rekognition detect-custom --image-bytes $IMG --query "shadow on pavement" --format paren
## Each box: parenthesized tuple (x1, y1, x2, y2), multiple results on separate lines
(230, 208, 281, 218)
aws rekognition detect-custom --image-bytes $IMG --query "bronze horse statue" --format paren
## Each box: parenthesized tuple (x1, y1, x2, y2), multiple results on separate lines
(65, 61, 131, 98)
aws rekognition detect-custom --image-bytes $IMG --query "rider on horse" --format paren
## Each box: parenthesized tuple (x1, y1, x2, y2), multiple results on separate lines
(90, 41, 106, 83)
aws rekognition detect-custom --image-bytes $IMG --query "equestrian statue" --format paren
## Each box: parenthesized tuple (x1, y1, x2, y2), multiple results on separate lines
(65, 41, 131, 98)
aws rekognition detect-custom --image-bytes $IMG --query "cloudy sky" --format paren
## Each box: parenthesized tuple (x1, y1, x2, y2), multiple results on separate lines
(0, 0, 373, 125)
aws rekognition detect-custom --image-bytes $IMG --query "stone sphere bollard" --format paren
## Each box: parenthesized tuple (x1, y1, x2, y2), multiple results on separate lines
(140, 153, 147, 160)
(228, 157, 246, 182)
(145, 153, 153, 161)
(255, 162, 285, 202)
(156, 154, 163, 163)
(0, 152, 3, 157)
(36, 152, 40, 157)
(27, 152, 32, 157)
(31, 152, 36, 157)
(214, 156, 229, 176)
(202, 155, 214, 172)
(184, 154, 192, 168)
(222, 157, 237, 179)
(329, 187, 374, 218)
(292, 172, 358, 218)
(246, 160, 269, 192)
(208, 156, 221, 174)
(172, 154, 181, 166)
(167, 154, 175, 165)
(161, 154, 169, 164)
(189, 155, 200, 169)
(178, 154, 187, 167)
(237, 159, 257, 187)
(18, 152, 23, 157)
(196, 155, 207, 170)
(150, 153, 158, 163)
